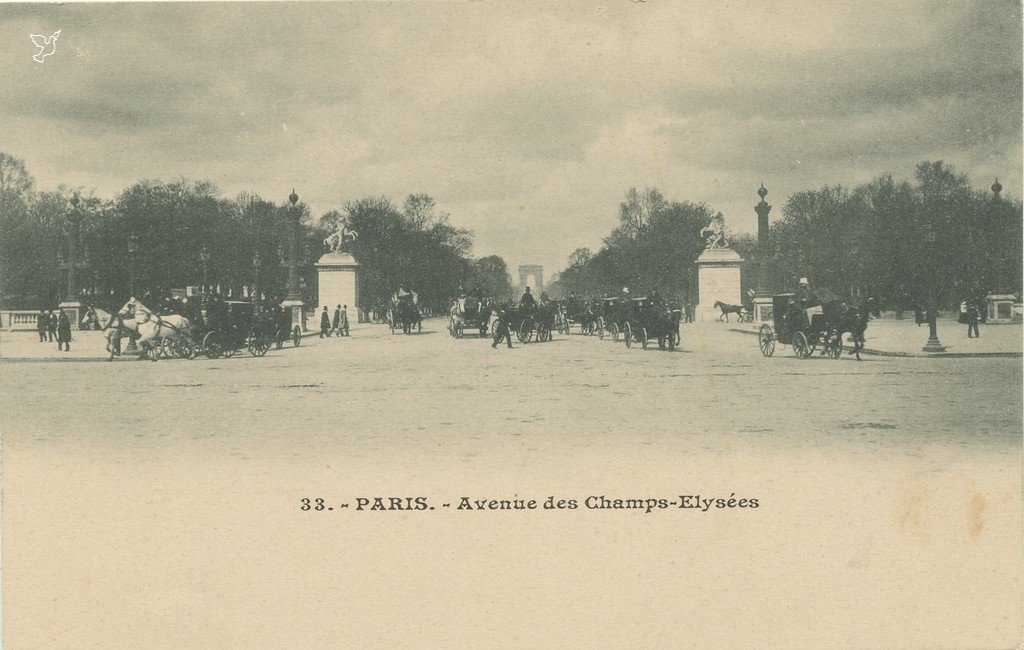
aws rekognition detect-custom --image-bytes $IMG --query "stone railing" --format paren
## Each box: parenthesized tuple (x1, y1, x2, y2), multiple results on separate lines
(1, 310, 44, 330)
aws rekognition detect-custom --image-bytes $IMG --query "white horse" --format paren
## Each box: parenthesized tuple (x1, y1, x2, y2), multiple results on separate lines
(85, 305, 138, 361)
(117, 298, 191, 361)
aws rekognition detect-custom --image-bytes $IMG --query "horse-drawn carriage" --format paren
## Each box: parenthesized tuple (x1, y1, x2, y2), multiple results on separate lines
(595, 297, 627, 341)
(491, 303, 541, 343)
(449, 295, 491, 338)
(757, 293, 845, 359)
(196, 300, 277, 358)
(621, 297, 682, 350)
(561, 298, 599, 335)
(389, 291, 422, 335)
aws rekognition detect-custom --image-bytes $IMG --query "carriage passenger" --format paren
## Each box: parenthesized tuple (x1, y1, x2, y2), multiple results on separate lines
(519, 287, 536, 310)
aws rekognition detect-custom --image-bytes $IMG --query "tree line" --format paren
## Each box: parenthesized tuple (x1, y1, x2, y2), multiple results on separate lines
(0, 152, 514, 313)
(550, 162, 1022, 311)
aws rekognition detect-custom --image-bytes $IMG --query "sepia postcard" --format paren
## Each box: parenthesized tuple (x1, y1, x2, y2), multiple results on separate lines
(0, 1, 1021, 648)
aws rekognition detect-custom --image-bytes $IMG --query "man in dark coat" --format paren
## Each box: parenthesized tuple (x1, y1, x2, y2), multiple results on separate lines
(340, 305, 350, 336)
(47, 310, 57, 341)
(491, 304, 514, 349)
(519, 287, 536, 310)
(320, 306, 331, 338)
(37, 309, 47, 342)
(56, 309, 72, 351)
(332, 305, 342, 336)
(966, 302, 980, 338)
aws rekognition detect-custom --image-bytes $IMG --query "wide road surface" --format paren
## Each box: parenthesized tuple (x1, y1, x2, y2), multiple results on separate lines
(2, 318, 1021, 648)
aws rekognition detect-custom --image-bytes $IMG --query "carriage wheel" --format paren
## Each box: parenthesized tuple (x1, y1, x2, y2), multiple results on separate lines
(828, 332, 843, 359)
(173, 337, 195, 359)
(516, 322, 532, 343)
(668, 330, 677, 351)
(610, 322, 619, 342)
(275, 329, 285, 349)
(598, 317, 605, 340)
(641, 327, 648, 350)
(624, 323, 632, 348)
(201, 333, 222, 358)
(292, 326, 301, 347)
(490, 319, 500, 338)
(159, 338, 175, 359)
(246, 330, 265, 357)
(758, 324, 775, 357)
(792, 331, 811, 359)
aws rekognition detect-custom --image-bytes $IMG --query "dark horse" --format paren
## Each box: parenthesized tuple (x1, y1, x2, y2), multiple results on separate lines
(822, 298, 874, 361)
(714, 300, 746, 322)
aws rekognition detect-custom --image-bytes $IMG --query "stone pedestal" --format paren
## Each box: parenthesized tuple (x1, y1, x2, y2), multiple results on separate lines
(280, 299, 306, 332)
(985, 294, 1018, 323)
(695, 248, 744, 322)
(752, 296, 774, 324)
(314, 252, 360, 320)
(59, 300, 85, 330)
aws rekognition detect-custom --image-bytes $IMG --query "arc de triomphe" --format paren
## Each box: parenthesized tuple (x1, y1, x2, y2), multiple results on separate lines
(517, 265, 544, 293)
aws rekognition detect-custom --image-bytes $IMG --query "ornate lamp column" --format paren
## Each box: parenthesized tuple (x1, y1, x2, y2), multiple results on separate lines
(751, 183, 773, 323)
(252, 249, 262, 306)
(922, 225, 946, 353)
(124, 232, 141, 353)
(199, 245, 211, 306)
(280, 189, 306, 331)
(60, 194, 86, 328)
(128, 233, 139, 297)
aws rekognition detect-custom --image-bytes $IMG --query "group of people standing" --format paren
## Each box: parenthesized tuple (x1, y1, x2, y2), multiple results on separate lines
(36, 309, 73, 351)
(319, 305, 351, 338)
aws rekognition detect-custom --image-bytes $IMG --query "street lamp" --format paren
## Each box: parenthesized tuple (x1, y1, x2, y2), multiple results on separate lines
(127, 233, 139, 297)
(60, 194, 87, 328)
(199, 245, 210, 290)
(253, 249, 262, 304)
(64, 195, 83, 300)
(281, 189, 305, 331)
(922, 227, 946, 353)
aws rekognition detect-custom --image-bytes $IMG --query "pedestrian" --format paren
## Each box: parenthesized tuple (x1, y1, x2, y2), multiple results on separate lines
(320, 306, 331, 338)
(56, 308, 72, 352)
(332, 305, 342, 336)
(47, 310, 57, 342)
(491, 306, 514, 349)
(915, 305, 925, 326)
(340, 305, 350, 336)
(966, 301, 980, 338)
(684, 300, 694, 324)
(36, 309, 47, 342)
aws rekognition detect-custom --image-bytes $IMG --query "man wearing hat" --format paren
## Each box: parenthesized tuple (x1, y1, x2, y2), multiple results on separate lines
(319, 306, 331, 338)
(519, 287, 536, 310)
(795, 278, 812, 305)
(491, 303, 514, 349)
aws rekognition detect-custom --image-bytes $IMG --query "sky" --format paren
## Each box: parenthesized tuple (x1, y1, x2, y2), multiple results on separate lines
(1, 1, 1020, 277)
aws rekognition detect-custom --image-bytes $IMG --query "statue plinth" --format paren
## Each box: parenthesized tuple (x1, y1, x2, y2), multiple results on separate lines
(59, 299, 85, 330)
(314, 252, 361, 322)
(694, 248, 744, 322)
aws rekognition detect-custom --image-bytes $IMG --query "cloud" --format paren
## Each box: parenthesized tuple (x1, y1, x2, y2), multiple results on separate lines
(0, 0, 1019, 274)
